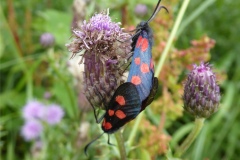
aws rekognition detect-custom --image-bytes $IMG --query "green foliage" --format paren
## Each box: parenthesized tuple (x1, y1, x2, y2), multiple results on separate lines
(0, 0, 239, 159)
(32, 9, 72, 45)
(175, 0, 240, 159)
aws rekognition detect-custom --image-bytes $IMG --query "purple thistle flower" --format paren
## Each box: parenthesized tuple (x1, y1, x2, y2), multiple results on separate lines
(44, 104, 64, 125)
(40, 33, 55, 48)
(22, 100, 45, 120)
(66, 11, 132, 109)
(135, 4, 148, 17)
(183, 62, 221, 118)
(21, 120, 42, 141)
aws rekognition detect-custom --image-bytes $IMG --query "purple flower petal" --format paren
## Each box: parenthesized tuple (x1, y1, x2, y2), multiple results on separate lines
(22, 100, 45, 120)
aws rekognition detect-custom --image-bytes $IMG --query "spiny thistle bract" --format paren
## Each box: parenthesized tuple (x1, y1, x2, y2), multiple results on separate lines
(183, 62, 221, 118)
(66, 11, 132, 109)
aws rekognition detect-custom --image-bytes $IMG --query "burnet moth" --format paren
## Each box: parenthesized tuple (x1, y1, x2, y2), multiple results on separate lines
(85, 82, 141, 155)
(84, 0, 168, 155)
(128, 0, 168, 111)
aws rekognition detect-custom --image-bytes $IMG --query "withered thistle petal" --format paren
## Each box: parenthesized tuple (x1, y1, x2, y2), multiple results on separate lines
(66, 11, 132, 109)
(183, 62, 221, 118)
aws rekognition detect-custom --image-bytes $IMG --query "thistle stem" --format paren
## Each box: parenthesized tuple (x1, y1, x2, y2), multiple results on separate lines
(175, 118, 205, 157)
(128, 112, 143, 146)
(115, 131, 127, 160)
(155, 0, 191, 77)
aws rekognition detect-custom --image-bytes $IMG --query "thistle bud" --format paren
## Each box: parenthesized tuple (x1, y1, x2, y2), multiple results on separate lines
(66, 11, 132, 109)
(183, 62, 221, 118)
(40, 33, 55, 48)
(135, 4, 148, 17)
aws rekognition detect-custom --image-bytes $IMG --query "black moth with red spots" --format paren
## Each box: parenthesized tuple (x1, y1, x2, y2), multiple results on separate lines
(84, 0, 167, 155)
(101, 82, 141, 133)
(84, 82, 141, 154)
(128, 0, 167, 111)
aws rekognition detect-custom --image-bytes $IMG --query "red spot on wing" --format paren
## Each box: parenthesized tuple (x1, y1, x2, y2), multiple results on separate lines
(150, 58, 154, 69)
(131, 76, 141, 85)
(104, 122, 112, 130)
(134, 57, 141, 65)
(116, 96, 125, 106)
(136, 36, 143, 47)
(108, 109, 114, 116)
(115, 110, 126, 119)
(141, 38, 149, 52)
(140, 63, 150, 73)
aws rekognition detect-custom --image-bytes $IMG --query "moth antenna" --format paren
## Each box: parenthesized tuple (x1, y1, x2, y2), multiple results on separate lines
(84, 132, 105, 156)
(147, 0, 169, 24)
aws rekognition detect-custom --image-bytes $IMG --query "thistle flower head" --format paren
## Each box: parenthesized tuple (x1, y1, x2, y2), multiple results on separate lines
(66, 11, 132, 109)
(22, 100, 64, 125)
(21, 120, 43, 141)
(183, 62, 221, 118)
(22, 100, 45, 120)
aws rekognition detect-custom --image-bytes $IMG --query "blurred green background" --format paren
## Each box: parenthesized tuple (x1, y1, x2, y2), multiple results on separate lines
(0, 0, 239, 159)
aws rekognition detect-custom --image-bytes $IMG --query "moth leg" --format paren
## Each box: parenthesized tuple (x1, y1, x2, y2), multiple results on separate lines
(107, 134, 115, 146)
(86, 96, 105, 123)
(94, 87, 109, 110)
(97, 112, 105, 124)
